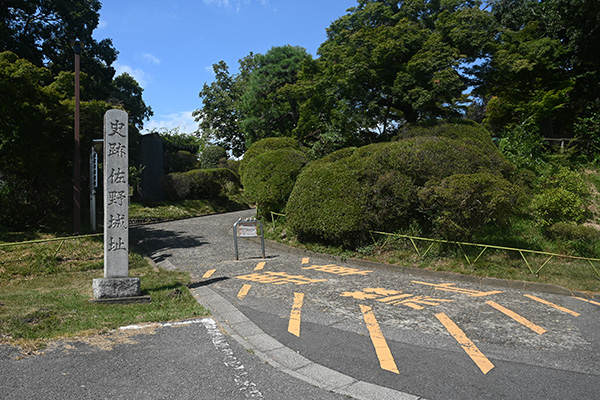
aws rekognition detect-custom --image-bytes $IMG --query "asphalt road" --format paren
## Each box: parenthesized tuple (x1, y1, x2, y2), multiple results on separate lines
(130, 209, 600, 400)
(2, 209, 599, 400)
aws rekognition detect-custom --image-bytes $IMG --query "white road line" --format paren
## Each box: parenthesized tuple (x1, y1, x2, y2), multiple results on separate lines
(120, 318, 263, 398)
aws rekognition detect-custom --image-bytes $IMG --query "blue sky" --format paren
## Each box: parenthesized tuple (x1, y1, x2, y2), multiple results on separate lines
(93, 0, 357, 134)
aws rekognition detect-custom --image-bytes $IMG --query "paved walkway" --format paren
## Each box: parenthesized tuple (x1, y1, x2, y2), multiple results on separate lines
(129, 210, 600, 400)
(2, 210, 599, 399)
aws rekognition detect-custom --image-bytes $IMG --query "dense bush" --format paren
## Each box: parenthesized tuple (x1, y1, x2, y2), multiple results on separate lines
(199, 145, 227, 169)
(164, 150, 198, 173)
(531, 188, 587, 226)
(287, 127, 520, 246)
(239, 137, 301, 178)
(546, 222, 600, 257)
(397, 121, 496, 150)
(287, 162, 369, 245)
(162, 168, 240, 201)
(418, 173, 523, 240)
(241, 149, 308, 216)
(530, 166, 590, 226)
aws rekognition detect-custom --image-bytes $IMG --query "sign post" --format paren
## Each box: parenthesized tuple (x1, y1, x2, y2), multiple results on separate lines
(234, 218, 265, 260)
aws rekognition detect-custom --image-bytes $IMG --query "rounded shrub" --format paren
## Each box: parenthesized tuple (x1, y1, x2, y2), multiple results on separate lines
(418, 172, 522, 240)
(287, 129, 519, 247)
(162, 168, 240, 201)
(199, 145, 227, 169)
(546, 222, 600, 257)
(287, 162, 369, 246)
(531, 188, 587, 226)
(239, 137, 301, 178)
(397, 121, 495, 149)
(241, 148, 308, 216)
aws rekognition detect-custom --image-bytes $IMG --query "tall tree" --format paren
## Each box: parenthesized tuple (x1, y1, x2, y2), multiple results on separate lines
(474, 0, 600, 140)
(194, 61, 246, 157)
(239, 45, 310, 147)
(308, 0, 494, 141)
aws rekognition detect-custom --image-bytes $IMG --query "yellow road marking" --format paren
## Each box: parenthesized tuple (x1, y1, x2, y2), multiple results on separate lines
(254, 262, 266, 271)
(359, 305, 399, 374)
(203, 269, 216, 279)
(575, 297, 600, 307)
(237, 284, 252, 300)
(486, 301, 546, 335)
(524, 295, 580, 317)
(301, 258, 310, 264)
(435, 312, 494, 375)
(288, 292, 304, 337)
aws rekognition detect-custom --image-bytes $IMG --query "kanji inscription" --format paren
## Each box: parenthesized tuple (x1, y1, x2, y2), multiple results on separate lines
(104, 109, 129, 278)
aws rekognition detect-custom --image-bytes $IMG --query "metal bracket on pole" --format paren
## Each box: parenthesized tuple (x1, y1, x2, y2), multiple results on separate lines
(234, 218, 265, 261)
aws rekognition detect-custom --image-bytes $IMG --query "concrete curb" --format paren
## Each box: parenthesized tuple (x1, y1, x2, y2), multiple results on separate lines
(187, 273, 423, 400)
(151, 257, 423, 399)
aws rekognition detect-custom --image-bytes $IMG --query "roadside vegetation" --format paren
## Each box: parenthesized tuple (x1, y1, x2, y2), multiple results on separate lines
(2, 0, 600, 352)
(0, 234, 207, 352)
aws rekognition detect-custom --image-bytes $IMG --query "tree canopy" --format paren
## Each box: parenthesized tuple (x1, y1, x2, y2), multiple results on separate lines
(0, 1, 153, 229)
(194, 0, 600, 161)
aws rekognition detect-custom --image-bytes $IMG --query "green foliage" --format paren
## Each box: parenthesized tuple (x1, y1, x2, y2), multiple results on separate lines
(240, 45, 311, 146)
(546, 222, 600, 257)
(199, 145, 227, 169)
(194, 61, 246, 157)
(418, 173, 523, 240)
(529, 166, 590, 226)
(574, 102, 600, 162)
(154, 127, 205, 173)
(287, 162, 369, 246)
(531, 188, 586, 226)
(162, 168, 240, 201)
(287, 127, 518, 246)
(164, 150, 198, 174)
(239, 137, 301, 178)
(241, 149, 308, 216)
(397, 121, 495, 149)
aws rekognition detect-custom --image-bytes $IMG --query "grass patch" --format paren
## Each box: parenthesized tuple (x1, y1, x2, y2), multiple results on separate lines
(264, 217, 600, 294)
(129, 198, 249, 224)
(0, 235, 208, 350)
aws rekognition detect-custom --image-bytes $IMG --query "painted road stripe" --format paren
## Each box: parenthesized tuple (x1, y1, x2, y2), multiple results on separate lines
(301, 257, 310, 264)
(237, 284, 252, 300)
(435, 312, 494, 375)
(254, 262, 266, 271)
(524, 295, 580, 317)
(203, 269, 216, 279)
(288, 292, 305, 337)
(575, 296, 600, 307)
(359, 304, 399, 374)
(486, 301, 546, 335)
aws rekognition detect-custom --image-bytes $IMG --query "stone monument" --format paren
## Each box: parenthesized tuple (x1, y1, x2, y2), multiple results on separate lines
(92, 109, 143, 301)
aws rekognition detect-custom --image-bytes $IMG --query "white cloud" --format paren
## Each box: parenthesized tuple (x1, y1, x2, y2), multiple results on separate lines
(201, 0, 267, 12)
(144, 111, 199, 135)
(97, 19, 108, 29)
(113, 62, 149, 88)
(140, 52, 161, 65)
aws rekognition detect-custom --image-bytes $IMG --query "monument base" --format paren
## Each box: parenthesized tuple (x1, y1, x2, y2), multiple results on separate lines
(93, 277, 141, 299)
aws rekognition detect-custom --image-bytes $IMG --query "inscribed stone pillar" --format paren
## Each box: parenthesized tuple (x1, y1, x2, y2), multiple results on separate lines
(92, 109, 141, 300)
(104, 109, 130, 277)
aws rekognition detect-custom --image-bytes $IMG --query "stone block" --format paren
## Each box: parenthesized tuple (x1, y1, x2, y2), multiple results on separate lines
(93, 277, 141, 299)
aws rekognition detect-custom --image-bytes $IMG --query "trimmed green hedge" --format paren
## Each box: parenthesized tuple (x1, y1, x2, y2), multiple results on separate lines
(418, 173, 523, 240)
(287, 162, 369, 245)
(287, 128, 519, 246)
(241, 148, 308, 216)
(162, 168, 240, 201)
(239, 137, 301, 178)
